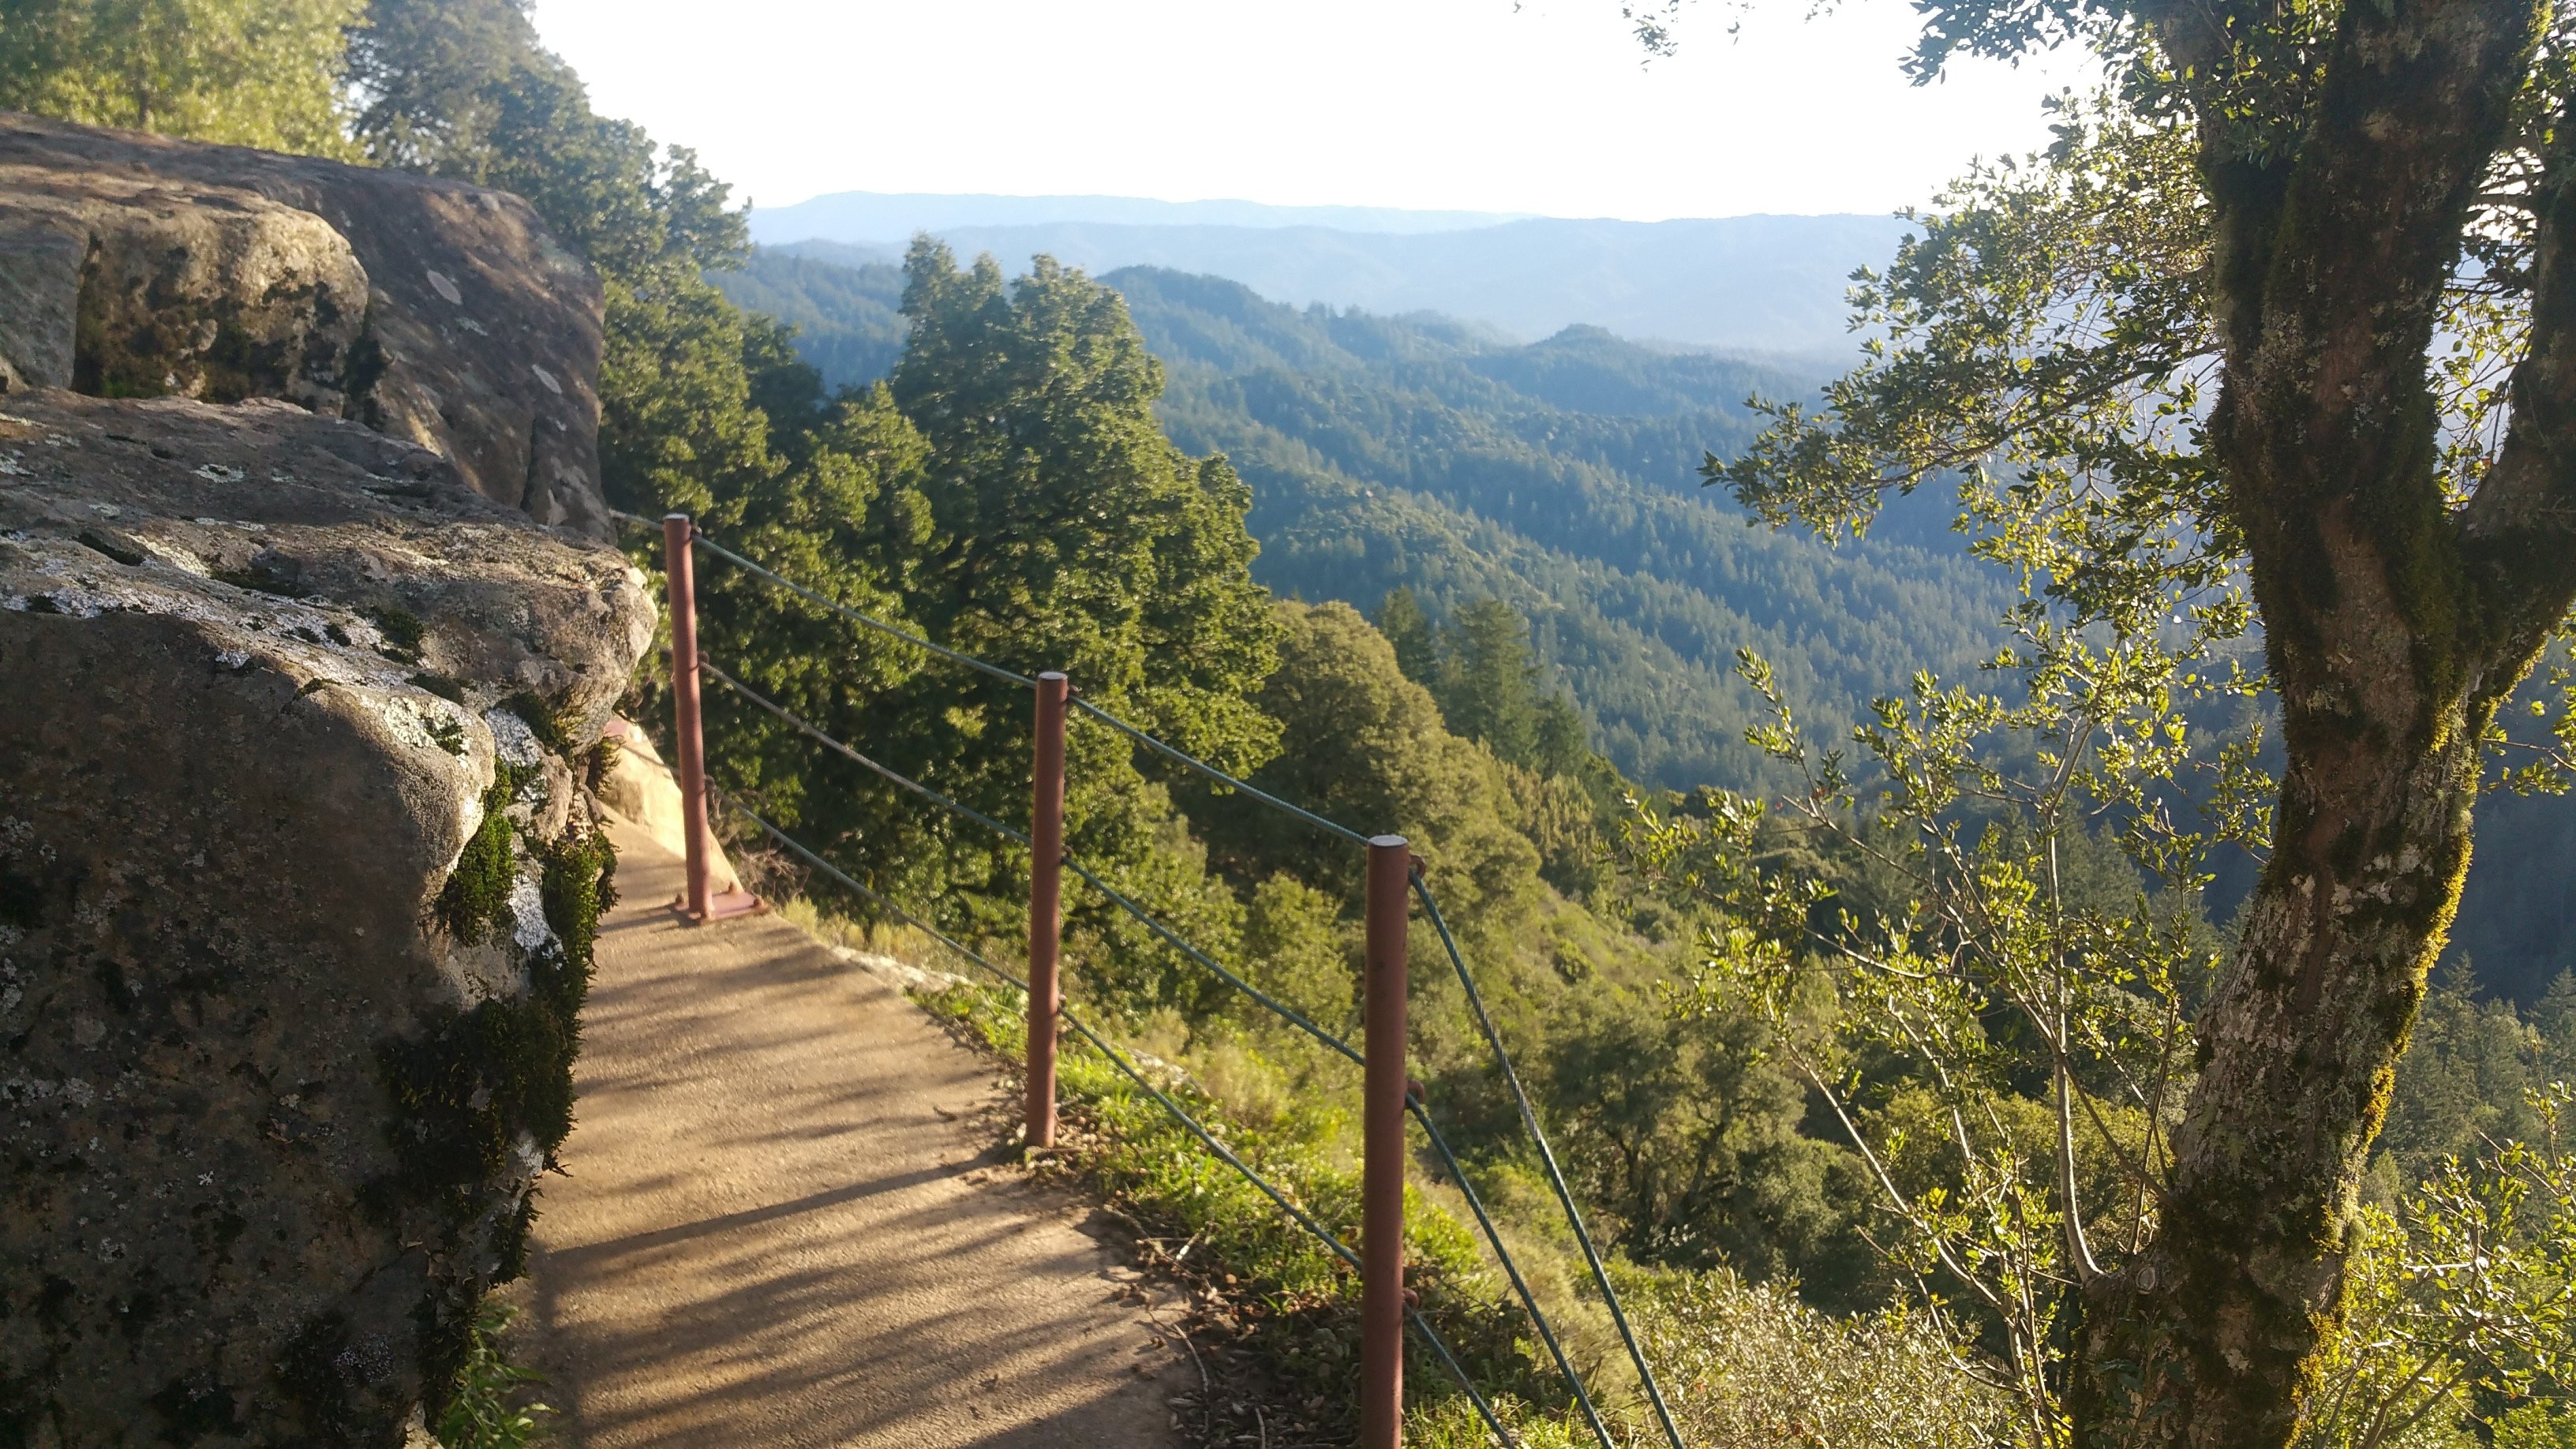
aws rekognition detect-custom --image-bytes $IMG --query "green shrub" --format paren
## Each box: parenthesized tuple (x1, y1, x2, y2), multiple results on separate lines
(432, 1300, 552, 1448)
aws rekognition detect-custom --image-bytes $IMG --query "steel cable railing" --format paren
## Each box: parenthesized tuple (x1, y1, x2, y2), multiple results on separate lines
(692, 660, 1589, 1443)
(654, 516, 1664, 1443)
(1061, 857, 1365, 1069)
(611, 507, 1039, 690)
(1414, 874, 1686, 1449)
(695, 652, 1603, 1440)
(691, 650, 1357, 1064)
(698, 656, 1031, 846)
(1070, 698, 1372, 847)
(709, 781, 1518, 1446)
(611, 513, 1359, 851)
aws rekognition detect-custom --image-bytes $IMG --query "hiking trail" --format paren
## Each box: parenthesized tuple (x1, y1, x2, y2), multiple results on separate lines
(510, 818, 1192, 1447)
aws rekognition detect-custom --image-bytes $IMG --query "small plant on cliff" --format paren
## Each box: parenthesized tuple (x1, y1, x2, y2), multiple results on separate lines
(434, 770, 522, 941)
(432, 1300, 552, 1449)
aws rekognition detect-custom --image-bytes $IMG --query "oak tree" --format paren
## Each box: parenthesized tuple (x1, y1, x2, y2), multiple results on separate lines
(1643, 0, 2576, 1432)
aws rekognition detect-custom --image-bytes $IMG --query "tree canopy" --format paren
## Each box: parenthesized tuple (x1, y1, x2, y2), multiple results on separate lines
(0, 0, 361, 153)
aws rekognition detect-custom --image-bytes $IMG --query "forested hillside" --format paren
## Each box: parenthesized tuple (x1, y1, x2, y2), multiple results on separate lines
(711, 244, 2576, 1002)
(713, 249, 2006, 792)
(700, 248, 906, 389)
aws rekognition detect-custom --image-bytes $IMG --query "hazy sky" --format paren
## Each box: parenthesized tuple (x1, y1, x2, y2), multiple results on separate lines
(530, 0, 2099, 222)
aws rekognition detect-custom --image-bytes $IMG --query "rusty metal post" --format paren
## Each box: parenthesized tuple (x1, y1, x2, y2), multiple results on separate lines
(1361, 834, 1411, 1448)
(665, 514, 714, 921)
(1025, 672, 1070, 1149)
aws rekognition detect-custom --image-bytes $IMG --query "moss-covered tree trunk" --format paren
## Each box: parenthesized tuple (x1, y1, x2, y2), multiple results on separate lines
(2074, 729, 2488, 1443)
(2069, 0, 2576, 1440)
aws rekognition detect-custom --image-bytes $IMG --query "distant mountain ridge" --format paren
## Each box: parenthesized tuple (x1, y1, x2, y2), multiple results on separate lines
(751, 195, 1909, 357)
(750, 190, 1535, 239)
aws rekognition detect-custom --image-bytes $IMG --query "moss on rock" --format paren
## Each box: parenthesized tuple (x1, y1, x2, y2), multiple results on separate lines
(436, 769, 531, 942)
(388, 773, 616, 1419)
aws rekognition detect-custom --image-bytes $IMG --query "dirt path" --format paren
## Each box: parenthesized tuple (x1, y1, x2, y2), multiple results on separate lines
(513, 819, 1190, 1447)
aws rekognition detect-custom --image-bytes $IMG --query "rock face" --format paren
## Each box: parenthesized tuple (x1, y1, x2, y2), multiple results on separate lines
(594, 719, 744, 893)
(0, 112, 608, 537)
(0, 385, 652, 1443)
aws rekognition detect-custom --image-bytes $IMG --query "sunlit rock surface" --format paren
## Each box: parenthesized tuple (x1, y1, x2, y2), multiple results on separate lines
(0, 110, 608, 537)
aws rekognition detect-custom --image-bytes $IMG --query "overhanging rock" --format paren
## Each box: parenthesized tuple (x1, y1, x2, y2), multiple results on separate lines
(0, 112, 608, 537)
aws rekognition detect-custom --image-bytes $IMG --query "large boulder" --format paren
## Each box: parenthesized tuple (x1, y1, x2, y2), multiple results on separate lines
(0, 386, 653, 1442)
(0, 112, 608, 537)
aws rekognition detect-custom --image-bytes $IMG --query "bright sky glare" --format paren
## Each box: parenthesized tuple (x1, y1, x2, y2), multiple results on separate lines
(530, 0, 2100, 222)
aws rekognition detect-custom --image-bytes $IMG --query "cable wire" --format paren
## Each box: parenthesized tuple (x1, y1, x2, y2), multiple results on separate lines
(1409, 1307, 1522, 1447)
(1410, 1099, 1616, 1449)
(697, 656, 1031, 847)
(1072, 698, 1370, 847)
(642, 509, 1365, 849)
(1055, 1008, 1361, 1269)
(690, 530, 1037, 687)
(695, 658, 1354, 1064)
(1413, 874, 1687, 1449)
(1061, 857, 1363, 1068)
(712, 781, 1026, 994)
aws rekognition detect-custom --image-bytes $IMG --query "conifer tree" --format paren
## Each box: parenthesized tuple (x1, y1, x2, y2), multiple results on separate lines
(686, 242, 1281, 1009)
(1376, 586, 1437, 685)
(1436, 597, 1543, 765)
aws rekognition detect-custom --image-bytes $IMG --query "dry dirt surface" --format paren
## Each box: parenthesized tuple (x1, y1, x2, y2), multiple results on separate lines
(514, 820, 1190, 1447)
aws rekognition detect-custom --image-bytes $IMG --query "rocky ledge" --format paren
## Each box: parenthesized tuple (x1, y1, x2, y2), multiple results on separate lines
(0, 388, 651, 1443)
(0, 110, 608, 537)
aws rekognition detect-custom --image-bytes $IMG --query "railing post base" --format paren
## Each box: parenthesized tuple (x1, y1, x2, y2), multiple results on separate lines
(663, 511, 762, 926)
(669, 889, 766, 925)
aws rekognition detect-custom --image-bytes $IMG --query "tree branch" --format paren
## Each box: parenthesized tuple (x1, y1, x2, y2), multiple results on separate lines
(2464, 95, 2576, 678)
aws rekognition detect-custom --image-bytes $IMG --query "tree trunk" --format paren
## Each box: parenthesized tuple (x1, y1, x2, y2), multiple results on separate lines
(2073, 688, 2486, 1444)
(2066, 0, 2564, 1436)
